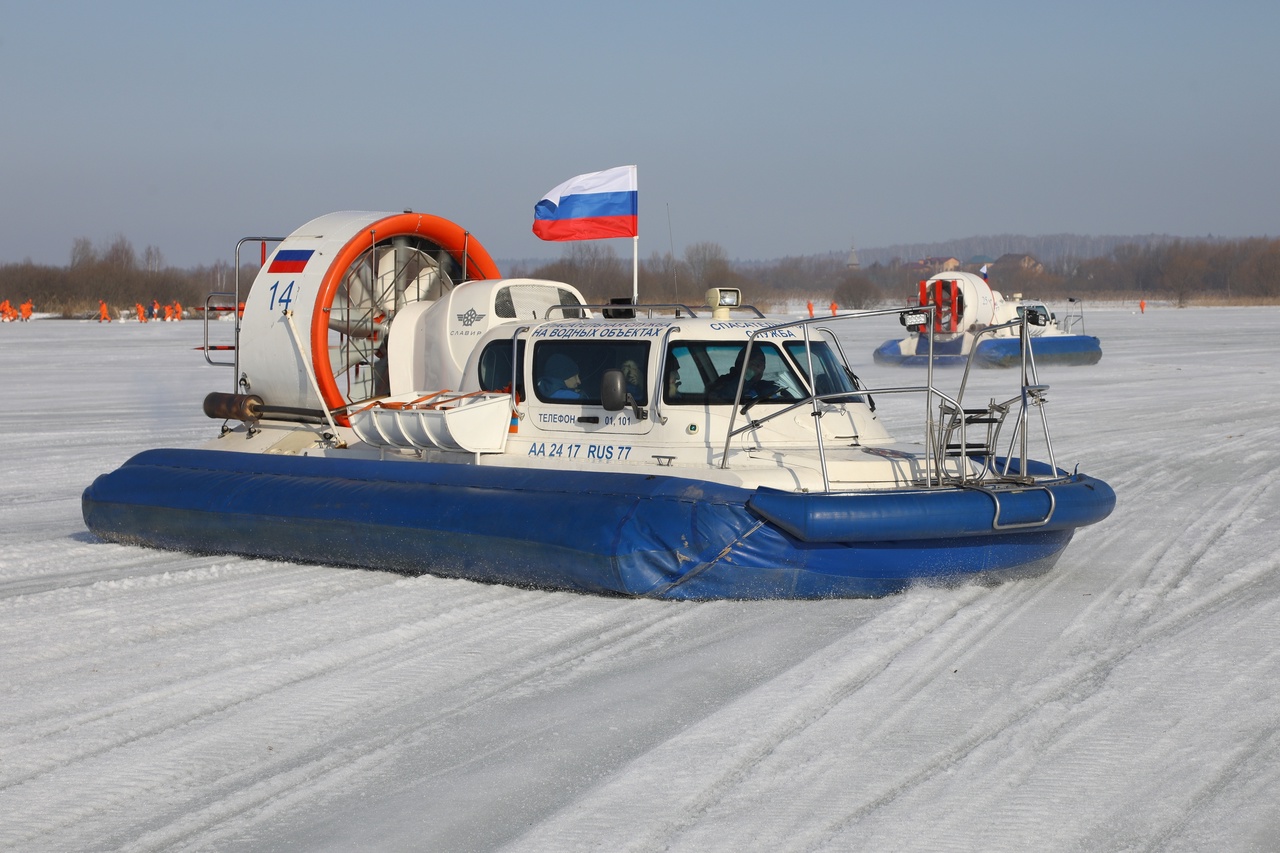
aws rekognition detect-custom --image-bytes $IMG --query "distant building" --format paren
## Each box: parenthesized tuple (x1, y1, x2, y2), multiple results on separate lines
(993, 253, 1044, 275)
(907, 256, 960, 273)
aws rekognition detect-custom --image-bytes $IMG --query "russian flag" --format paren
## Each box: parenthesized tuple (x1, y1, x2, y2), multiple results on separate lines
(269, 249, 314, 274)
(533, 165, 638, 241)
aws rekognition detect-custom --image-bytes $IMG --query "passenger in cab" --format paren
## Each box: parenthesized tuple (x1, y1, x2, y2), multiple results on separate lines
(620, 358, 645, 400)
(664, 358, 682, 397)
(539, 353, 584, 400)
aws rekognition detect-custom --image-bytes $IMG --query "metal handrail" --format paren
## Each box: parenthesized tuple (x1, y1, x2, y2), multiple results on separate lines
(967, 482, 1057, 529)
(651, 324, 683, 426)
(549, 302, 701, 319)
(509, 325, 531, 411)
(949, 313, 1057, 480)
(227, 237, 286, 390)
(715, 307, 1060, 491)
(202, 291, 237, 367)
(719, 307, 934, 475)
(545, 302, 769, 320)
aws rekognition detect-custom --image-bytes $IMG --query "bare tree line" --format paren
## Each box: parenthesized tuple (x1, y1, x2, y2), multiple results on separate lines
(518, 236, 1280, 310)
(1062, 238, 1280, 304)
(512, 242, 881, 311)
(4, 233, 1277, 319)
(858, 233, 1225, 272)
(1, 236, 243, 318)
(860, 237, 1280, 305)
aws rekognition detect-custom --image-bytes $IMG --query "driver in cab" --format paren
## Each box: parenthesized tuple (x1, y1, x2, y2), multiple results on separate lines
(709, 347, 768, 403)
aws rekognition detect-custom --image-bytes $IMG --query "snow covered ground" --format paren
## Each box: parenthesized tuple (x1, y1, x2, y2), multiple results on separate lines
(2, 306, 1278, 852)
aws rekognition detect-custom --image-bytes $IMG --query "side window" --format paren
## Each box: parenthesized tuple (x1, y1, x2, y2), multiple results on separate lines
(533, 340, 650, 404)
(477, 339, 525, 397)
(663, 345, 704, 402)
(664, 342, 803, 405)
(556, 288, 585, 320)
(494, 287, 517, 318)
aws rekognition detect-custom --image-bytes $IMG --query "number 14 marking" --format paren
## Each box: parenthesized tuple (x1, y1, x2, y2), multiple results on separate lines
(269, 280, 295, 311)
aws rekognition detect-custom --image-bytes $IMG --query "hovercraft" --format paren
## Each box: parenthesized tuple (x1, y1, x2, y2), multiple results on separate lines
(82, 211, 1115, 599)
(873, 271, 1102, 367)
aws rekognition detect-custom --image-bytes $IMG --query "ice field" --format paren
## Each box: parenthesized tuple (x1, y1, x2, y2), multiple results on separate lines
(1, 305, 1277, 852)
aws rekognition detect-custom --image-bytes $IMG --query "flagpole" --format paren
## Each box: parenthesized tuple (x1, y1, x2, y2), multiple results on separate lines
(632, 236, 639, 303)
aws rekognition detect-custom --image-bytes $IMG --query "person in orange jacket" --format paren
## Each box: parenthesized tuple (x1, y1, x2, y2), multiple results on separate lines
(0, 299, 11, 322)
(173, 300, 183, 321)
(98, 301, 112, 322)
(20, 299, 33, 321)
(829, 301, 838, 316)
(134, 302, 147, 323)
(163, 304, 174, 322)
(151, 299, 161, 321)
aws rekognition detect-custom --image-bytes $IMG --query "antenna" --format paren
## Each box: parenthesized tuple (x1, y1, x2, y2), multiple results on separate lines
(667, 203, 678, 303)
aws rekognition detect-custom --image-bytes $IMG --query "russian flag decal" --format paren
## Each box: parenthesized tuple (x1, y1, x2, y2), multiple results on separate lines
(269, 249, 314, 274)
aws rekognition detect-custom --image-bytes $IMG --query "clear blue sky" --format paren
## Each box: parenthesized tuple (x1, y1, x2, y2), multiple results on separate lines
(2, 0, 1276, 269)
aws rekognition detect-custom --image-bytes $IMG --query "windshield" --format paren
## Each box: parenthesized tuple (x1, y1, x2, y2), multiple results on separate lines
(782, 340, 865, 403)
(1016, 304, 1051, 325)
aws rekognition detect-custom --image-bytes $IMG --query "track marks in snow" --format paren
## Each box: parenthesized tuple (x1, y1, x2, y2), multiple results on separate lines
(3, 310, 1280, 851)
(499, 460, 1280, 853)
(652, 581, 1111, 851)
(498, 589, 985, 852)
(0, 570, 709, 851)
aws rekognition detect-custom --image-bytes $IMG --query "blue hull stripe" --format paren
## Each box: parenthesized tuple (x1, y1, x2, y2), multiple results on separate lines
(82, 449, 1114, 600)
(874, 335, 1102, 367)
